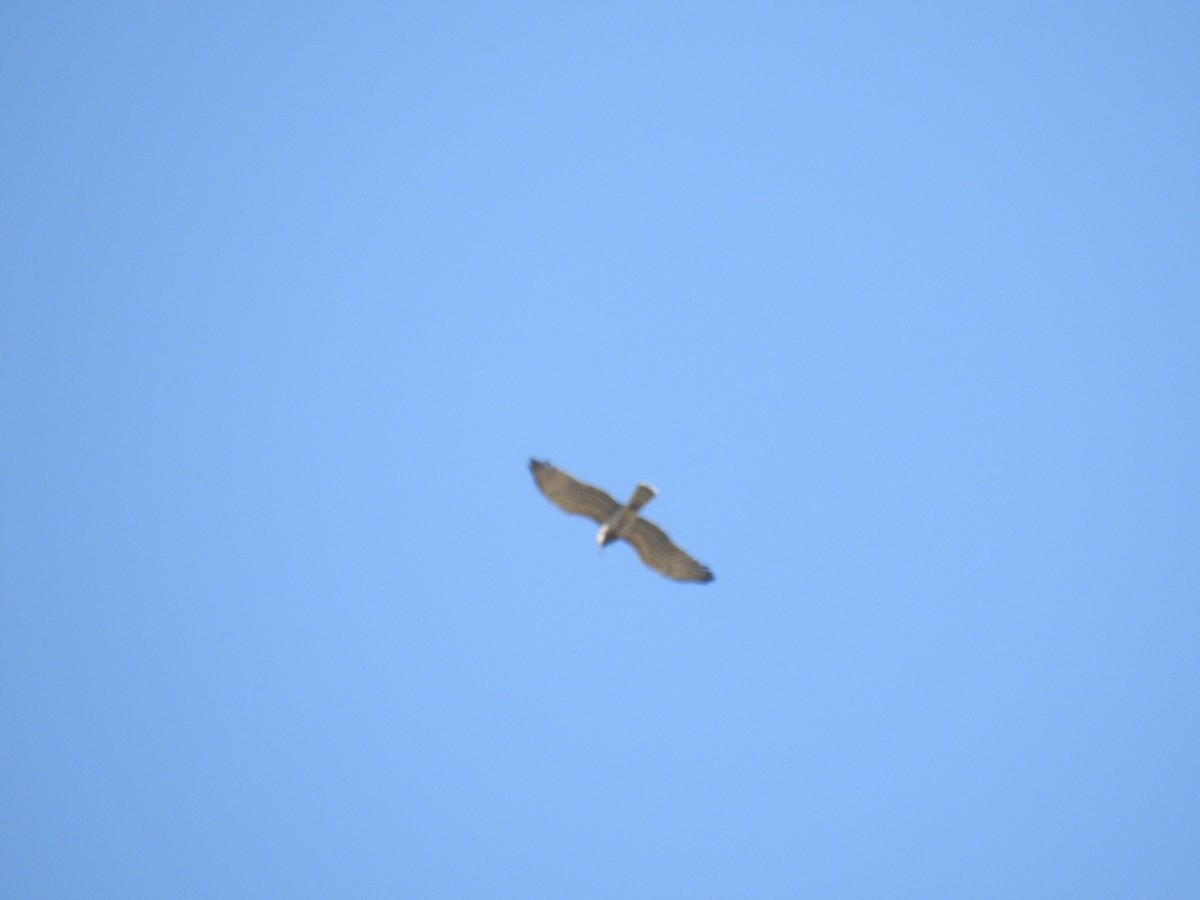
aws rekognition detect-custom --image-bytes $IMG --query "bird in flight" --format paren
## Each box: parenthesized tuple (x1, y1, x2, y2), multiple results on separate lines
(529, 458, 714, 583)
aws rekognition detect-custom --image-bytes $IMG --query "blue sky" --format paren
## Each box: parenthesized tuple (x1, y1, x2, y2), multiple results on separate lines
(3, 2, 1198, 896)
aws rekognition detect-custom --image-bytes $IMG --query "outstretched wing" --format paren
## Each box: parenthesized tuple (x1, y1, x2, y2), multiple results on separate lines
(529, 459, 620, 524)
(623, 517, 714, 583)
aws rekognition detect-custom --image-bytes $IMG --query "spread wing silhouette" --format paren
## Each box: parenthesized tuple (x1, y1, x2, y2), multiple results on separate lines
(624, 518, 714, 583)
(529, 460, 620, 524)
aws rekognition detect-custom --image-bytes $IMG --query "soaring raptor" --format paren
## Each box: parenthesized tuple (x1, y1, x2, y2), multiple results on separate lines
(529, 458, 714, 583)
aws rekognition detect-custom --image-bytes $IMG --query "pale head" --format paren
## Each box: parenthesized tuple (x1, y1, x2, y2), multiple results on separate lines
(596, 524, 617, 547)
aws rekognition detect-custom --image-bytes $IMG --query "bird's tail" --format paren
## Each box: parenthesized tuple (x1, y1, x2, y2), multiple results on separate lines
(628, 484, 657, 513)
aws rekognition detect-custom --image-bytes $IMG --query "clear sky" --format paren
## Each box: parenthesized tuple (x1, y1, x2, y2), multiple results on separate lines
(3, 2, 1198, 897)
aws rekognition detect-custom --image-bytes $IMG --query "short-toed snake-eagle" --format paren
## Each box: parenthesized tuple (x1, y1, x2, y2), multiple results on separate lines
(529, 458, 714, 583)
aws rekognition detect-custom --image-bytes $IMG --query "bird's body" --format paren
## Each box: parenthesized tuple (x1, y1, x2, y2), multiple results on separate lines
(529, 459, 714, 583)
(598, 483, 656, 546)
